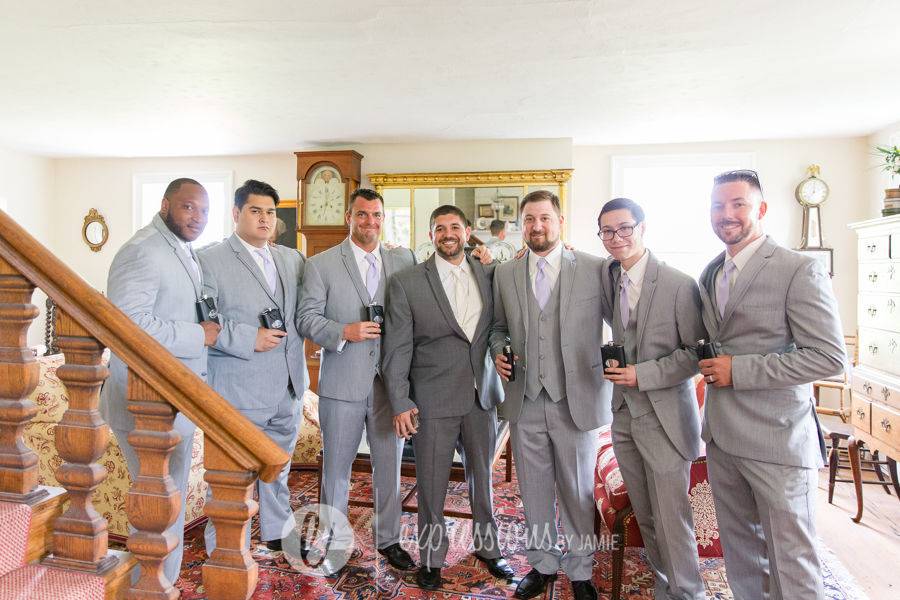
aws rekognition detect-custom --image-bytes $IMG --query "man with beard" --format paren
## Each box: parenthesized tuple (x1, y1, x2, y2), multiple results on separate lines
(490, 190, 611, 600)
(297, 188, 417, 575)
(382, 205, 514, 590)
(199, 179, 309, 555)
(698, 170, 845, 600)
(101, 178, 221, 586)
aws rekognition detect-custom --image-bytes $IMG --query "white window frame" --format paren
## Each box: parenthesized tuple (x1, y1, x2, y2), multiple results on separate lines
(132, 171, 234, 239)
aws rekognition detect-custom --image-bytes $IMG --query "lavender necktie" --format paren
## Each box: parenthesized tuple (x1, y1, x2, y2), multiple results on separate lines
(619, 271, 630, 325)
(255, 248, 277, 294)
(534, 258, 550, 310)
(716, 260, 736, 318)
(365, 253, 379, 301)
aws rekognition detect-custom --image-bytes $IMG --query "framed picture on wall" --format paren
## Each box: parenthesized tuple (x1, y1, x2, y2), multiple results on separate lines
(477, 204, 494, 218)
(498, 196, 519, 222)
(275, 200, 300, 249)
(796, 247, 833, 276)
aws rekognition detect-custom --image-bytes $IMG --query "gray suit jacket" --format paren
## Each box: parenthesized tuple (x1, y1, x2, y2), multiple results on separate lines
(601, 252, 707, 461)
(489, 248, 612, 431)
(198, 234, 309, 411)
(382, 254, 503, 419)
(100, 214, 206, 431)
(698, 236, 845, 468)
(297, 237, 416, 401)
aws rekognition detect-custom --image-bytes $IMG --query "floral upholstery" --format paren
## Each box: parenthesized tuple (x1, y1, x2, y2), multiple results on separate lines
(292, 390, 323, 467)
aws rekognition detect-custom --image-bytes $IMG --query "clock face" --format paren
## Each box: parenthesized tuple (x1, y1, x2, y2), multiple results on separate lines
(797, 177, 829, 207)
(305, 166, 346, 226)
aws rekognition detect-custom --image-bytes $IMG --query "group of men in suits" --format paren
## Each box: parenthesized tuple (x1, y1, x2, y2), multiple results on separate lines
(102, 168, 844, 600)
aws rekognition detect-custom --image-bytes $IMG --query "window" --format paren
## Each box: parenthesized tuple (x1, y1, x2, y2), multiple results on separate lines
(132, 171, 233, 248)
(610, 153, 756, 279)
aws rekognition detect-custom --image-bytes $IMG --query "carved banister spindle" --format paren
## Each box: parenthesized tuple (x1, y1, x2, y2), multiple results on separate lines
(0, 256, 48, 504)
(42, 310, 119, 573)
(202, 439, 259, 600)
(125, 372, 182, 600)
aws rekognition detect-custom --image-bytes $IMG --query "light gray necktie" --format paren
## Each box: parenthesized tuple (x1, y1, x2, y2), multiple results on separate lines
(365, 253, 379, 301)
(534, 257, 550, 310)
(619, 270, 630, 325)
(716, 260, 736, 318)
(255, 248, 277, 294)
(185, 244, 201, 283)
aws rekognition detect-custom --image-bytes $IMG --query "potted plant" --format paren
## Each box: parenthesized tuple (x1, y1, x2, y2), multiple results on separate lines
(876, 145, 900, 215)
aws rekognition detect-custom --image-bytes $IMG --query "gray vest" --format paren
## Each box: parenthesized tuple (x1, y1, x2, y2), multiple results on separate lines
(611, 272, 653, 418)
(525, 274, 566, 402)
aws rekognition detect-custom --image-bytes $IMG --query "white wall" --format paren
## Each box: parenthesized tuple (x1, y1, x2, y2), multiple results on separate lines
(866, 119, 900, 215)
(572, 137, 870, 333)
(0, 145, 55, 347)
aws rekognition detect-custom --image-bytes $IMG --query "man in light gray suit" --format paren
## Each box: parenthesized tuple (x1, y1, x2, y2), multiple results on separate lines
(297, 188, 416, 575)
(598, 198, 707, 600)
(198, 179, 309, 554)
(698, 170, 845, 600)
(490, 190, 612, 600)
(101, 178, 221, 585)
(383, 205, 514, 590)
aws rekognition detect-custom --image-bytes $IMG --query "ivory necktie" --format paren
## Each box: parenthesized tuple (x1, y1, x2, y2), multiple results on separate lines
(365, 253, 379, 301)
(255, 248, 277, 294)
(619, 271, 631, 325)
(534, 258, 550, 310)
(716, 260, 736, 319)
(451, 267, 469, 336)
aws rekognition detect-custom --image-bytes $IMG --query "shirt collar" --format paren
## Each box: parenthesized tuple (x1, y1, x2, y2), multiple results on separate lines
(726, 234, 766, 273)
(236, 233, 269, 258)
(621, 249, 649, 286)
(350, 238, 381, 265)
(528, 241, 563, 272)
(435, 252, 470, 280)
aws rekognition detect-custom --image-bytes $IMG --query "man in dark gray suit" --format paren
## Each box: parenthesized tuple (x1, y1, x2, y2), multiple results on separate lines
(101, 178, 221, 585)
(297, 188, 416, 575)
(698, 170, 845, 600)
(383, 205, 515, 590)
(491, 190, 611, 600)
(598, 198, 707, 600)
(199, 179, 309, 555)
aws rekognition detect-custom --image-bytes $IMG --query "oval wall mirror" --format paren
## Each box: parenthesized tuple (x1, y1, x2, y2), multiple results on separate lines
(82, 208, 109, 252)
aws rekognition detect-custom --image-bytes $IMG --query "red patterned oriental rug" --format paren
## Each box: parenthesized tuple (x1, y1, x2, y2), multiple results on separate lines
(174, 464, 866, 599)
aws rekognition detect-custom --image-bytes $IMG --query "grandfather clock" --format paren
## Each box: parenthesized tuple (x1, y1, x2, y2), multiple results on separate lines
(296, 150, 363, 392)
(296, 150, 363, 256)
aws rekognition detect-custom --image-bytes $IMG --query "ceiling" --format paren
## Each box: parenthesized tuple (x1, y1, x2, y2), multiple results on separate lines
(1, 0, 898, 157)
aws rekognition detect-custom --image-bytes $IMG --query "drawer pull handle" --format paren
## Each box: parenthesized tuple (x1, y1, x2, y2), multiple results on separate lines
(867, 243, 877, 253)
(868, 306, 878, 317)
(889, 299, 897, 312)
(890, 266, 896, 280)
(856, 408, 866, 419)
(864, 382, 873, 394)
(868, 272, 879, 283)
(868, 344, 879, 355)
(890, 339, 898, 353)
(881, 418, 892, 432)
(883, 387, 892, 402)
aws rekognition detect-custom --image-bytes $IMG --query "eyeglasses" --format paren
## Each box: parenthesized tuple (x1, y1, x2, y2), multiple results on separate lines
(597, 223, 639, 241)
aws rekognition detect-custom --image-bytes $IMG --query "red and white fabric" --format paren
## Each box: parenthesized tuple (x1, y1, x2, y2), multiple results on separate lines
(0, 501, 32, 576)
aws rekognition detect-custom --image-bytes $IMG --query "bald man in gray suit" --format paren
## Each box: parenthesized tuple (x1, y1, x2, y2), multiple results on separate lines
(490, 190, 612, 600)
(698, 170, 845, 600)
(598, 198, 707, 600)
(101, 178, 220, 586)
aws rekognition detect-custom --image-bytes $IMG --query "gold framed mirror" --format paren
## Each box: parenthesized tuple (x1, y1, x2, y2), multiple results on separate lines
(367, 169, 573, 258)
(82, 208, 109, 252)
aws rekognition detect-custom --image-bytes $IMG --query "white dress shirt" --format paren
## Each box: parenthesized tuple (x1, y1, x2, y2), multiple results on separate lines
(435, 254, 482, 341)
(715, 233, 767, 292)
(349, 239, 382, 289)
(620, 249, 649, 314)
(528, 241, 563, 293)
(236, 234, 273, 278)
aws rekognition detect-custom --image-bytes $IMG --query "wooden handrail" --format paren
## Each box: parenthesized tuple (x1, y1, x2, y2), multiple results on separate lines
(0, 210, 289, 482)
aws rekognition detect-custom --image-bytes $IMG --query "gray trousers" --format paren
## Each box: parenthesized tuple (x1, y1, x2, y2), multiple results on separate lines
(611, 407, 705, 600)
(205, 390, 301, 552)
(510, 392, 599, 582)
(114, 413, 196, 586)
(413, 395, 500, 568)
(318, 376, 403, 550)
(706, 441, 823, 600)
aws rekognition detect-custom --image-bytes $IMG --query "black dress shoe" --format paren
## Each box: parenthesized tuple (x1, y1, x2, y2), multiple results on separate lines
(514, 569, 557, 599)
(264, 539, 283, 551)
(377, 543, 416, 571)
(474, 554, 515, 580)
(571, 579, 598, 600)
(416, 566, 442, 590)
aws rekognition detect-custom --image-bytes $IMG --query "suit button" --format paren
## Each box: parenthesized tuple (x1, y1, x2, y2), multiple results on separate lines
(539, 354, 545, 360)
(370, 350, 375, 356)
(201, 372, 207, 377)
(540, 373, 545, 379)
(540, 335, 545, 341)
(540, 316, 546, 322)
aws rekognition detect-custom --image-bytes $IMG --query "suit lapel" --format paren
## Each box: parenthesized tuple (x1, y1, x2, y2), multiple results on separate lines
(270, 246, 289, 311)
(559, 248, 577, 323)
(424, 255, 468, 341)
(153, 215, 201, 298)
(721, 236, 776, 325)
(469, 255, 493, 339)
(514, 253, 529, 337)
(228, 234, 278, 306)
(699, 252, 724, 334)
(340, 237, 372, 306)
(634, 252, 659, 353)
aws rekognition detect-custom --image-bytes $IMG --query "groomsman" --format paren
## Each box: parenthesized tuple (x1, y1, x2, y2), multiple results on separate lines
(199, 179, 309, 553)
(297, 189, 416, 575)
(383, 205, 514, 590)
(491, 190, 611, 600)
(598, 198, 707, 600)
(698, 170, 845, 600)
(101, 178, 220, 585)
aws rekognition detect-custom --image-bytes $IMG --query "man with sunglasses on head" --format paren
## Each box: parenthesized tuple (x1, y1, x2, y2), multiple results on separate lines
(597, 198, 707, 600)
(698, 170, 845, 600)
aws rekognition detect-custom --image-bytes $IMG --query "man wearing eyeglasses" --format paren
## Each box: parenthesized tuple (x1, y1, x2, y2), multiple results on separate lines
(597, 197, 707, 600)
(698, 170, 845, 600)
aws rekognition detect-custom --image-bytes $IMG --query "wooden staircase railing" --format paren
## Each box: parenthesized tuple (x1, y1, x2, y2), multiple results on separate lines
(0, 210, 291, 599)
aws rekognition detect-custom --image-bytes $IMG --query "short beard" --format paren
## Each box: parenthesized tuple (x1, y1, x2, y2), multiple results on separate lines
(525, 233, 558, 253)
(163, 211, 192, 242)
(434, 238, 463, 261)
(714, 222, 753, 246)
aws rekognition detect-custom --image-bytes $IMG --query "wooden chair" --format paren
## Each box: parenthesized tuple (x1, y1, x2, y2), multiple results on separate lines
(813, 334, 856, 422)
